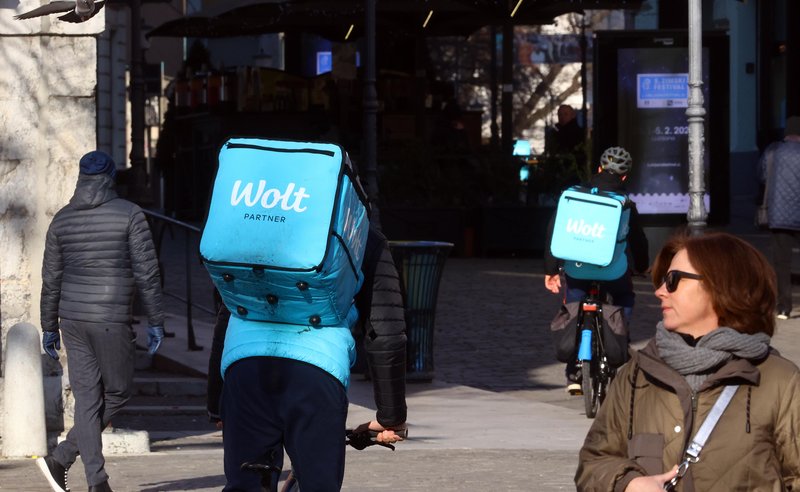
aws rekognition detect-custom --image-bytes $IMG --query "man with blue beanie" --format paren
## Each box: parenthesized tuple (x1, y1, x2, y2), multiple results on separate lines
(37, 151, 165, 492)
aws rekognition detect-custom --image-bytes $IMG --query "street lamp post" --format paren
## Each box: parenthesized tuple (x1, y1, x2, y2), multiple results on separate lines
(130, 0, 148, 198)
(362, 0, 380, 228)
(686, 0, 707, 235)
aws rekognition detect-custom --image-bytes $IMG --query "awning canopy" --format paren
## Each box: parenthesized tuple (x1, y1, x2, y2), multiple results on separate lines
(147, 0, 643, 40)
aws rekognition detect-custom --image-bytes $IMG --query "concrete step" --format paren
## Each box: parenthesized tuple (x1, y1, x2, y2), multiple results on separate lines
(122, 405, 207, 416)
(114, 394, 214, 434)
(133, 376, 206, 397)
(120, 394, 207, 416)
(56, 428, 151, 455)
(115, 368, 213, 434)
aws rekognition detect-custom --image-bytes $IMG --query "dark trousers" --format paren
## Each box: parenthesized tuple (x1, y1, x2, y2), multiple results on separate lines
(771, 229, 800, 313)
(221, 357, 348, 492)
(53, 321, 136, 486)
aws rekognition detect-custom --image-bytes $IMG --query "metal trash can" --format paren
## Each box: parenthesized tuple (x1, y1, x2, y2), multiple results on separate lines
(388, 241, 454, 382)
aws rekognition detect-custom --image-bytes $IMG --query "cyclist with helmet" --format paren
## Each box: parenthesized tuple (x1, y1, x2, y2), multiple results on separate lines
(543, 146, 650, 394)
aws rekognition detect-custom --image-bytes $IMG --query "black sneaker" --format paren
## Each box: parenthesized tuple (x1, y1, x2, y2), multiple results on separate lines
(777, 311, 790, 320)
(36, 456, 69, 492)
(88, 481, 113, 492)
(566, 368, 582, 384)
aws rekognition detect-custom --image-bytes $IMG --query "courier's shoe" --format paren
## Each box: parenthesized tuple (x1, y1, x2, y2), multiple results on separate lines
(566, 382, 583, 395)
(777, 311, 790, 320)
(36, 455, 69, 492)
(565, 362, 582, 395)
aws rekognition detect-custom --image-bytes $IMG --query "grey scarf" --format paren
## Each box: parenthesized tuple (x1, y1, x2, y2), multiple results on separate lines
(655, 322, 771, 391)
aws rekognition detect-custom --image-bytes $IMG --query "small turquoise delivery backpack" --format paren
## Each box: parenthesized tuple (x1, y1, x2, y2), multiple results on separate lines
(550, 186, 630, 281)
(200, 137, 370, 326)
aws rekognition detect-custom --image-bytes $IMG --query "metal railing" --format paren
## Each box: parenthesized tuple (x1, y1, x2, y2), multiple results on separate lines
(143, 209, 214, 351)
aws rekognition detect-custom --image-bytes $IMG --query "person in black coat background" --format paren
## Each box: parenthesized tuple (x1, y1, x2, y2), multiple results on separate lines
(38, 150, 165, 492)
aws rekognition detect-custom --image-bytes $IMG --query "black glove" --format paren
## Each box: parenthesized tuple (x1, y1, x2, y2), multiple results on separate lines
(42, 331, 61, 360)
(147, 326, 165, 355)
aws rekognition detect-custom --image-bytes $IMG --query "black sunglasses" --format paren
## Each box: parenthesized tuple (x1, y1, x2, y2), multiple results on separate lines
(661, 270, 703, 293)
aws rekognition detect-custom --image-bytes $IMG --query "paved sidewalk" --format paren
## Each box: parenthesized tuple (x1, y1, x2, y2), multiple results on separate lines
(4, 231, 800, 491)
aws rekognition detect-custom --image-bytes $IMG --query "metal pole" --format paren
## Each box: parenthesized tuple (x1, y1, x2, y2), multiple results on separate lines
(185, 229, 202, 351)
(501, 21, 513, 159)
(362, 0, 381, 228)
(130, 0, 147, 193)
(490, 25, 499, 150)
(686, 0, 707, 235)
(579, 17, 589, 169)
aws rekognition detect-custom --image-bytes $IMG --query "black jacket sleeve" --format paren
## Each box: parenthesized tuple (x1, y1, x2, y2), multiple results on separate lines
(356, 227, 408, 427)
(128, 206, 164, 327)
(206, 303, 230, 421)
(40, 220, 64, 332)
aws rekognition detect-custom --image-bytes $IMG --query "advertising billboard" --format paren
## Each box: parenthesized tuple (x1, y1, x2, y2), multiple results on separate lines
(594, 31, 729, 223)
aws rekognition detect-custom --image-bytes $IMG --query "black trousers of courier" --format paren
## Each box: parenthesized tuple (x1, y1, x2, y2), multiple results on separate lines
(221, 357, 349, 492)
(52, 320, 136, 487)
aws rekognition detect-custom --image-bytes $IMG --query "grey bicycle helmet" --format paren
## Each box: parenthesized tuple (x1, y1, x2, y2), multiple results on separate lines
(600, 146, 632, 175)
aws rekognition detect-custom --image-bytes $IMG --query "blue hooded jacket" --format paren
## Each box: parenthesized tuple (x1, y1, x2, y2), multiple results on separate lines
(221, 305, 358, 388)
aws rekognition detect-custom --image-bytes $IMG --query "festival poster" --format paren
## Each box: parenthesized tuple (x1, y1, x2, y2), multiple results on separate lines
(616, 47, 711, 215)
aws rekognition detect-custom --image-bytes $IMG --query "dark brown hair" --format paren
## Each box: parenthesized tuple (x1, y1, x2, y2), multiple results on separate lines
(651, 231, 776, 336)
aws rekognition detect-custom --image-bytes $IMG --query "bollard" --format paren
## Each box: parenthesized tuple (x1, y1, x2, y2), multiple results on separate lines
(1, 322, 47, 457)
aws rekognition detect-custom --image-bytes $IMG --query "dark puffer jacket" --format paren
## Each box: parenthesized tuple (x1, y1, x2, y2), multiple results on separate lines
(352, 226, 408, 426)
(760, 140, 800, 231)
(41, 173, 164, 331)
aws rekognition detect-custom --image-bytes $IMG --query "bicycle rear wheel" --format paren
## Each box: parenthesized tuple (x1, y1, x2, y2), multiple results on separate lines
(581, 312, 601, 418)
(581, 358, 599, 418)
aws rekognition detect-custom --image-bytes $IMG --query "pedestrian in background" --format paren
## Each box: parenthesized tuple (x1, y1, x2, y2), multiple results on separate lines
(576, 232, 800, 491)
(38, 151, 165, 492)
(758, 115, 800, 320)
(206, 224, 408, 491)
(546, 104, 584, 155)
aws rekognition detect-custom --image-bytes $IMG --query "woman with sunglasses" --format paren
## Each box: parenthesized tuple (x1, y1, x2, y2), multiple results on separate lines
(575, 231, 800, 491)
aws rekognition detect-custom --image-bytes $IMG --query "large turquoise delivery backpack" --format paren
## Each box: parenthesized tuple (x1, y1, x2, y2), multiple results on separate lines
(199, 137, 370, 326)
(550, 186, 630, 281)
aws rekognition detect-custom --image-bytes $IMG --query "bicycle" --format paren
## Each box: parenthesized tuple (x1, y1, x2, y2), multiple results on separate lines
(241, 427, 408, 491)
(575, 281, 616, 418)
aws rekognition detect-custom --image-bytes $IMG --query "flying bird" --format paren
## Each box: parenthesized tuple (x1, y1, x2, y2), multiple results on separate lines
(14, 0, 105, 23)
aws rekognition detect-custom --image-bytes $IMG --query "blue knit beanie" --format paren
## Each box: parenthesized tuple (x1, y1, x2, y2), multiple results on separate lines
(79, 151, 116, 178)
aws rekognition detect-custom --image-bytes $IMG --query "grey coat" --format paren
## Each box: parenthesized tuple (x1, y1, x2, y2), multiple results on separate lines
(41, 173, 163, 331)
(759, 139, 800, 230)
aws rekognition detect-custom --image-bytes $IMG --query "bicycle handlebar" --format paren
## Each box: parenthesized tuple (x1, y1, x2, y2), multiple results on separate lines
(346, 427, 408, 451)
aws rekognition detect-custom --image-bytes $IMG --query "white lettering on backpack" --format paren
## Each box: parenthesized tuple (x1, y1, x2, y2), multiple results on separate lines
(230, 180, 310, 212)
(566, 218, 605, 239)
